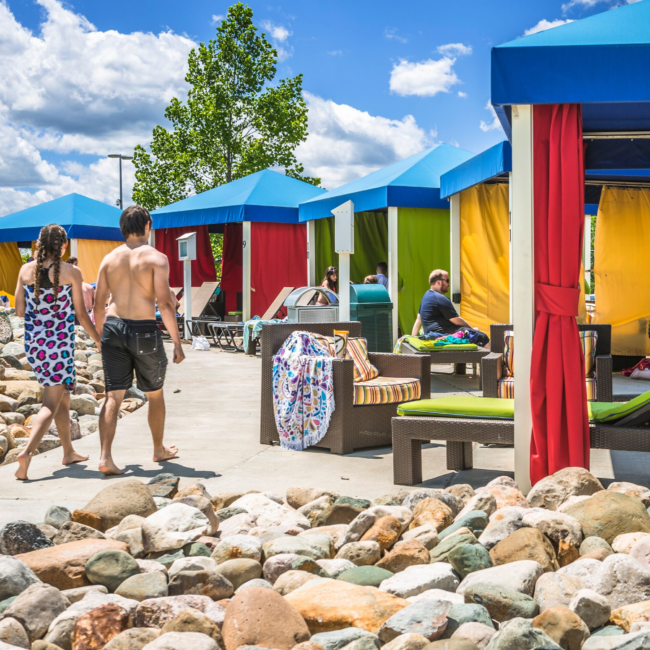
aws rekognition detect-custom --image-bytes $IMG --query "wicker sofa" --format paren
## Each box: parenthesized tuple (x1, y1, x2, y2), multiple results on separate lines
(481, 323, 613, 402)
(259, 322, 431, 454)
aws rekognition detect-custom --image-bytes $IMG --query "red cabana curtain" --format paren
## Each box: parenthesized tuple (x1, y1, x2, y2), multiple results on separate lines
(154, 225, 216, 287)
(530, 104, 590, 485)
(220, 223, 243, 314)
(250, 222, 307, 317)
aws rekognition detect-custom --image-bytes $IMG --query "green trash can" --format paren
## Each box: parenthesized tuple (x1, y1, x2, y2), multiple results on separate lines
(349, 284, 393, 352)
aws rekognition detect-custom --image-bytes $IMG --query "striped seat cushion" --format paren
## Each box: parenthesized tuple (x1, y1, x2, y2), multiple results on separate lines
(498, 376, 598, 401)
(354, 376, 421, 405)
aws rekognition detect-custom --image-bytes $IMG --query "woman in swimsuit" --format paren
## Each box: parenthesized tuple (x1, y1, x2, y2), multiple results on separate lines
(14, 224, 101, 480)
(317, 266, 338, 305)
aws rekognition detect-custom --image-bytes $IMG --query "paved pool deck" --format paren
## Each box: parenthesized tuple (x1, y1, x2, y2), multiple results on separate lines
(0, 342, 648, 527)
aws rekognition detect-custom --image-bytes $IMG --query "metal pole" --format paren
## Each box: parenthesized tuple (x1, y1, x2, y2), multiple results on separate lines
(307, 220, 317, 286)
(184, 259, 192, 340)
(242, 221, 252, 321)
(119, 156, 123, 210)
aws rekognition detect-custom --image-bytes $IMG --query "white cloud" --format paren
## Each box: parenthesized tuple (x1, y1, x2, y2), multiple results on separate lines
(296, 92, 435, 189)
(384, 27, 408, 44)
(0, 0, 195, 216)
(458, 91, 468, 98)
(562, 0, 640, 12)
(211, 14, 224, 24)
(524, 18, 574, 36)
(0, 0, 194, 154)
(260, 20, 293, 61)
(479, 101, 502, 132)
(390, 57, 460, 97)
(328, 50, 343, 56)
(437, 43, 472, 57)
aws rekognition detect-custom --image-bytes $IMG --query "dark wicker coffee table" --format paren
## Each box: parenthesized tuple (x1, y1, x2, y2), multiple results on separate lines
(400, 341, 489, 384)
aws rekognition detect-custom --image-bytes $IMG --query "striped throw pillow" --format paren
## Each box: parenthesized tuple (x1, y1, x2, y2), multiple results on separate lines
(345, 337, 379, 383)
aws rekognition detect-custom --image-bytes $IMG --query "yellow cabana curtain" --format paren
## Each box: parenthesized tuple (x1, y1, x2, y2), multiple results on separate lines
(76, 239, 123, 283)
(593, 186, 650, 356)
(459, 184, 510, 334)
(0, 242, 22, 298)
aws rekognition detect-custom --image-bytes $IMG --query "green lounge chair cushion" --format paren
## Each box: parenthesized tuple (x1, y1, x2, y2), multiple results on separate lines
(397, 390, 650, 424)
(405, 337, 478, 352)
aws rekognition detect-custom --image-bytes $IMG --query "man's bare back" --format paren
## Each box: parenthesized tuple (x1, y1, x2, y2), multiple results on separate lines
(102, 244, 164, 320)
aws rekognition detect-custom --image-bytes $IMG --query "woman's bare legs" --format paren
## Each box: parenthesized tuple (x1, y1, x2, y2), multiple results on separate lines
(53, 391, 89, 465)
(15, 385, 66, 480)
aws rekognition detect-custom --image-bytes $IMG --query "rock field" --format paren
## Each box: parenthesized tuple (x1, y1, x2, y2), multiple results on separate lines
(0, 307, 147, 467)
(2, 468, 650, 648)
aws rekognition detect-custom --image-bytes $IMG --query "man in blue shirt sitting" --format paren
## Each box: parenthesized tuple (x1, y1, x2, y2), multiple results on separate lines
(412, 269, 490, 348)
(375, 261, 389, 288)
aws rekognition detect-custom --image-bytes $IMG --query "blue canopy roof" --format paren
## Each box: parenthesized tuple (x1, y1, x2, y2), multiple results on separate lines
(491, 0, 650, 133)
(152, 169, 326, 229)
(441, 141, 511, 199)
(298, 144, 474, 222)
(0, 193, 123, 243)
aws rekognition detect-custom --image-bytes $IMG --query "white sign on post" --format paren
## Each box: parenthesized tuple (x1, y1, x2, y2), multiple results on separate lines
(333, 201, 354, 322)
(176, 232, 197, 340)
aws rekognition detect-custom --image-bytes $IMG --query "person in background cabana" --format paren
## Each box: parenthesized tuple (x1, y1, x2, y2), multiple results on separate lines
(67, 257, 95, 313)
(375, 262, 388, 288)
(364, 275, 378, 284)
(412, 268, 490, 348)
(317, 266, 338, 305)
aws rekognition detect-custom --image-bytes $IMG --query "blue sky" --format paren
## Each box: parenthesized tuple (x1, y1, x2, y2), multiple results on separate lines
(0, 0, 637, 215)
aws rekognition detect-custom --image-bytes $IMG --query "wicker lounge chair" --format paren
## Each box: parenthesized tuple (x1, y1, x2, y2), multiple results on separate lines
(206, 286, 296, 353)
(260, 322, 431, 454)
(482, 323, 613, 402)
(392, 393, 650, 485)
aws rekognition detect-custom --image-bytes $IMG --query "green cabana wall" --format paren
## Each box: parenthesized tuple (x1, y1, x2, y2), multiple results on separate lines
(397, 207, 450, 336)
(314, 212, 388, 285)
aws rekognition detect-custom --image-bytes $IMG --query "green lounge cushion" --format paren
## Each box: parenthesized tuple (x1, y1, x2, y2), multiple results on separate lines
(397, 396, 515, 420)
(397, 390, 650, 424)
(405, 337, 478, 352)
(587, 389, 650, 423)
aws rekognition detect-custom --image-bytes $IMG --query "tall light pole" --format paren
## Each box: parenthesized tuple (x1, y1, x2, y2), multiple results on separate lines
(107, 154, 133, 210)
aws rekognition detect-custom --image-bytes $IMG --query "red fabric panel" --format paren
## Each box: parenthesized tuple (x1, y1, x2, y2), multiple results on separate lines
(220, 223, 243, 314)
(154, 225, 216, 287)
(250, 222, 307, 317)
(530, 104, 590, 485)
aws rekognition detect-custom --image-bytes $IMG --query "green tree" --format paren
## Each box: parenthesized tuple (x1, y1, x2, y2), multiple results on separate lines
(210, 233, 224, 279)
(132, 3, 318, 211)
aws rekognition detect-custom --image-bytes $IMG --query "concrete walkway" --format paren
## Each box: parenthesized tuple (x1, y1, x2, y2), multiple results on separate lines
(1, 342, 649, 527)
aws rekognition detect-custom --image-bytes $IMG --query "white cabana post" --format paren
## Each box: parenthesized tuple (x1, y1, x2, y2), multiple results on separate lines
(69, 239, 78, 257)
(511, 104, 535, 494)
(584, 215, 591, 290)
(449, 194, 461, 313)
(307, 219, 317, 287)
(242, 221, 251, 322)
(333, 201, 354, 321)
(387, 206, 399, 345)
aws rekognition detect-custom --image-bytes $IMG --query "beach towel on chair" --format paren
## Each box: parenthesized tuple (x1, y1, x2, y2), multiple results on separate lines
(272, 331, 335, 450)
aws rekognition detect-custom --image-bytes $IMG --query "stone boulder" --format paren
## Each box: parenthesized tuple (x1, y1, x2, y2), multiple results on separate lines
(564, 491, 650, 545)
(0, 520, 54, 555)
(489, 527, 559, 573)
(104, 628, 161, 649)
(3, 584, 68, 642)
(376, 540, 430, 574)
(16, 539, 128, 590)
(71, 602, 130, 650)
(483, 617, 561, 650)
(463, 583, 538, 623)
(531, 606, 590, 650)
(533, 572, 585, 612)
(285, 579, 409, 634)
(75, 480, 157, 532)
(139, 631, 220, 649)
(526, 467, 603, 511)
(378, 600, 451, 643)
(85, 549, 141, 592)
(161, 608, 223, 644)
(457, 560, 544, 597)
(222, 587, 310, 650)
(0, 555, 41, 601)
(134, 595, 215, 628)
(379, 564, 460, 599)
(141, 503, 213, 553)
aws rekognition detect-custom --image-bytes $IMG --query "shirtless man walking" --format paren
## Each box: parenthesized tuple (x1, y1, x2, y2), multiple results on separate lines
(94, 206, 184, 475)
